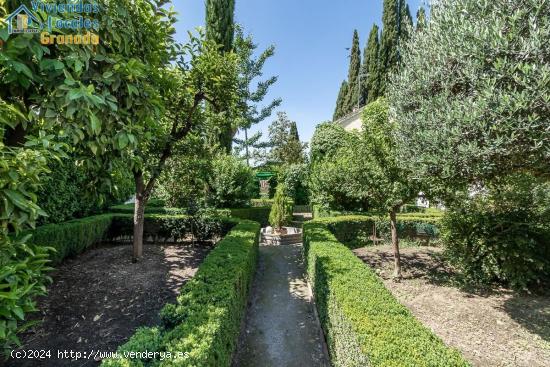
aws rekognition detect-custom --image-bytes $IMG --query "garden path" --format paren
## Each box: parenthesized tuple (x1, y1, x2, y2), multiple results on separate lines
(232, 242, 330, 367)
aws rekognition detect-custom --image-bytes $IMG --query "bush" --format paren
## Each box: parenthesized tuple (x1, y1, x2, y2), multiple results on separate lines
(207, 154, 255, 208)
(102, 220, 260, 367)
(26, 214, 114, 265)
(109, 203, 187, 215)
(226, 207, 271, 227)
(303, 220, 468, 366)
(442, 175, 550, 288)
(281, 164, 310, 205)
(269, 184, 293, 230)
(0, 240, 53, 355)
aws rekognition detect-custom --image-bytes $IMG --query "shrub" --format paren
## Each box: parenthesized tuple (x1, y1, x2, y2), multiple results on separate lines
(442, 175, 550, 288)
(109, 204, 187, 215)
(281, 163, 310, 205)
(303, 220, 469, 366)
(268, 184, 293, 230)
(207, 154, 255, 208)
(102, 220, 260, 367)
(26, 214, 114, 265)
(0, 240, 53, 355)
(227, 207, 271, 227)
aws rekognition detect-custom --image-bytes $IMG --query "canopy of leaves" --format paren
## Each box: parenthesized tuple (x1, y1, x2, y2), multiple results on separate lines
(389, 0, 550, 195)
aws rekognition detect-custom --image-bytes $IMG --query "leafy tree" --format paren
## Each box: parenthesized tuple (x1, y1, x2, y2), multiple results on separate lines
(206, 154, 255, 208)
(267, 112, 307, 166)
(343, 30, 361, 115)
(333, 80, 348, 120)
(269, 183, 292, 232)
(281, 163, 310, 205)
(379, 0, 399, 94)
(361, 24, 381, 105)
(232, 26, 282, 164)
(205, 0, 235, 53)
(309, 121, 351, 163)
(1, 0, 177, 349)
(416, 6, 427, 32)
(389, 0, 550, 192)
(130, 34, 239, 260)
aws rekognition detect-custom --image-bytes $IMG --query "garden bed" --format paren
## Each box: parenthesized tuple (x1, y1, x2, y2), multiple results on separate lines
(354, 245, 550, 367)
(7, 243, 212, 367)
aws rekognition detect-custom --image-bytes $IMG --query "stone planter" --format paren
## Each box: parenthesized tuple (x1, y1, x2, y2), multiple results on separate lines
(261, 227, 303, 246)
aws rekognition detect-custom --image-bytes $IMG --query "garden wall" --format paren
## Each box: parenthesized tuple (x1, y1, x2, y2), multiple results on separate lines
(303, 218, 469, 366)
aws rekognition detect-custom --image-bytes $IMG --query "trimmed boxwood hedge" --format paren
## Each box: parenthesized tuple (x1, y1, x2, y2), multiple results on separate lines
(101, 219, 260, 367)
(228, 207, 271, 227)
(303, 219, 469, 367)
(109, 204, 187, 215)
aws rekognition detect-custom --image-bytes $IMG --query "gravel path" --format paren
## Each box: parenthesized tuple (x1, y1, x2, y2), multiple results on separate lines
(233, 243, 330, 367)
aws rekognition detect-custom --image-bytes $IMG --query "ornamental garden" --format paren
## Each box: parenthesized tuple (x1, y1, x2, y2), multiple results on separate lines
(0, 0, 549, 366)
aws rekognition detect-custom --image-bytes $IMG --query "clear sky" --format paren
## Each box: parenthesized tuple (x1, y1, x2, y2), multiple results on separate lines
(172, 0, 424, 144)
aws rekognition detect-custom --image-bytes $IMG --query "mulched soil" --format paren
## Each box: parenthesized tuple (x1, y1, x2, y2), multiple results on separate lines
(6, 243, 212, 367)
(354, 245, 550, 367)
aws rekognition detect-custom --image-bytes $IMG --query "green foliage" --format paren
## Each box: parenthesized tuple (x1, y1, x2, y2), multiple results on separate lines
(269, 184, 293, 230)
(442, 175, 550, 288)
(227, 207, 271, 227)
(361, 25, 381, 105)
(303, 220, 469, 367)
(390, 0, 550, 188)
(309, 122, 352, 163)
(333, 80, 348, 120)
(206, 0, 235, 53)
(26, 214, 113, 265)
(207, 154, 255, 208)
(267, 112, 307, 166)
(416, 6, 427, 32)
(343, 30, 361, 115)
(0, 240, 53, 356)
(102, 220, 260, 367)
(379, 0, 400, 94)
(281, 164, 309, 205)
(37, 158, 133, 225)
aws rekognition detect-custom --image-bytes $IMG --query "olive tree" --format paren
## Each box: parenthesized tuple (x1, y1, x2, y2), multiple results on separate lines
(389, 0, 550, 191)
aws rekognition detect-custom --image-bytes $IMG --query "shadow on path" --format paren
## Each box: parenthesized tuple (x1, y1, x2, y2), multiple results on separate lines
(233, 243, 330, 367)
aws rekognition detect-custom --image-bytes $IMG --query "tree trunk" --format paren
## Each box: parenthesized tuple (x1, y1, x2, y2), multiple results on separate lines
(389, 208, 402, 279)
(133, 171, 148, 262)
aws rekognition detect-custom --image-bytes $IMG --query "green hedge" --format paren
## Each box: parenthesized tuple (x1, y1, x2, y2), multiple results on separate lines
(109, 203, 187, 215)
(26, 214, 113, 265)
(227, 207, 271, 227)
(102, 219, 260, 366)
(303, 220, 469, 366)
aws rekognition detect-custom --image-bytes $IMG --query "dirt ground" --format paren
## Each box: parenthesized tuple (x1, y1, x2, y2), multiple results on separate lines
(6, 243, 212, 367)
(353, 245, 550, 367)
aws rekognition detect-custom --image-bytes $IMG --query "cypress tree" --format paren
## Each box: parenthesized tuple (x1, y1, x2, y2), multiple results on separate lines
(361, 24, 381, 105)
(205, 0, 235, 52)
(343, 30, 361, 114)
(206, 0, 236, 152)
(333, 80, 348, 120)
(290, 121, 300, 142)
(399, 0, 413, 45)
(416, 6, 427, 32)
(379, 0, 399, 95)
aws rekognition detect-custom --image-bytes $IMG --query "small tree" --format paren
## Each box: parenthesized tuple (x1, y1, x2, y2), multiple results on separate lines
(269, 183, 292, 233)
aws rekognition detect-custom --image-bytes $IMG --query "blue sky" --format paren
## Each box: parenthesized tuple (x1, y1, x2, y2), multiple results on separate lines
(173, 0, 424, 144)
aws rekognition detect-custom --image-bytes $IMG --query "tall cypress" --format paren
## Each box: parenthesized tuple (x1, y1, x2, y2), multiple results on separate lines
(361, 24, 381, 105)
(343, 30, 361, 115)
(379, 0, 399, 95)
(399, 0, 413, 45)
(333, 80, 348, 120)
(290, 121, 300, 142)
(416, 6, 427, 32)
(205, 0, 235, 52)
(206, 0, 235, 152)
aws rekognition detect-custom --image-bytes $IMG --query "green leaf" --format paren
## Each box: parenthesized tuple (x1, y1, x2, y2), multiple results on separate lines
(117, 133, 129, 149)
(90, 114, 101, 134)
